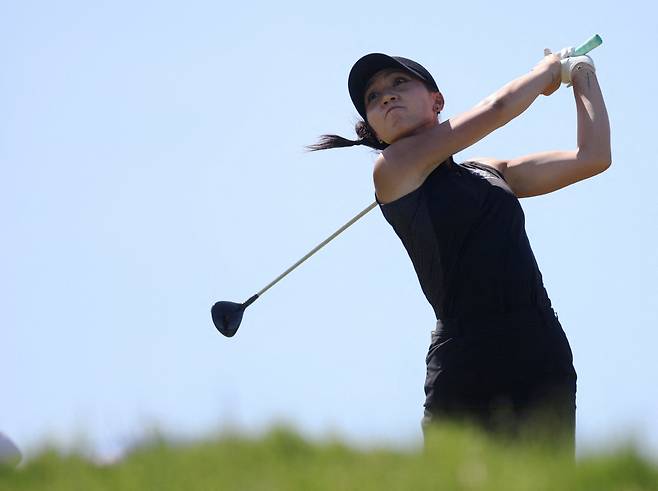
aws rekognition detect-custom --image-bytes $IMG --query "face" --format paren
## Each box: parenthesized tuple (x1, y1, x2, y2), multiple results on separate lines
(363, 68, 444, 145)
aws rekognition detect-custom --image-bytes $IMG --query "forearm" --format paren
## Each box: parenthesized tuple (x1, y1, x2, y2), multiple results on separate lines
(488, 67, 554, 123)
(571, 67, 611, 164)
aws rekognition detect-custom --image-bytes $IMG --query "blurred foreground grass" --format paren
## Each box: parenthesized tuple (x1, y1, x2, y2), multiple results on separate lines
(2, 423, 657, 490)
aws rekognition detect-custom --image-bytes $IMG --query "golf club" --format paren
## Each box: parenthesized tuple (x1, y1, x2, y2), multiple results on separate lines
(211, 34, 602, 338)
(212, 201, 377, 337)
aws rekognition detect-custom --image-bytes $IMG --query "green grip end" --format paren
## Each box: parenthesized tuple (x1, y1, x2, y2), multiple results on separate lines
(573, 34, 603, 56)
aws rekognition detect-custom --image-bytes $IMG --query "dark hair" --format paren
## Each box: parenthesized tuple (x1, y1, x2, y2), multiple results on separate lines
(304, 119, 388, 152)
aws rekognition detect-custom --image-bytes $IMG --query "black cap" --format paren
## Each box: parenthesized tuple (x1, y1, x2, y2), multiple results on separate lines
(348, 53, 439, 121)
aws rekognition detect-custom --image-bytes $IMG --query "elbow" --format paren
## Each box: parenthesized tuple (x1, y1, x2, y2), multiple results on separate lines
(490, 96, 505, 112)
(489, 97, 508, 127)
(597, 151, 613, 171)
(577, 148, 612, 173)
(594, 151, 612, 171)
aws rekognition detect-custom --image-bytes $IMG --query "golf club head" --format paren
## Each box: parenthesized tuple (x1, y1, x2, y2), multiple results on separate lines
(211, 301, 246, 337)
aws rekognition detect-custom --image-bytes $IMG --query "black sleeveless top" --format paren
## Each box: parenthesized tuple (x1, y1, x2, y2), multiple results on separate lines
(375, 155, 553, 322)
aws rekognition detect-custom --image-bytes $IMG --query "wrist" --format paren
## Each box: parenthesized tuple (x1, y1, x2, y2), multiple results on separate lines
(571, 63, 596, 76)
(571, 64, 596, 85)
(538, 63, 560, 95)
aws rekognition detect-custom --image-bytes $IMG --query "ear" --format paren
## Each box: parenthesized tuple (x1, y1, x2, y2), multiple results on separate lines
(432, 92, 445, 113)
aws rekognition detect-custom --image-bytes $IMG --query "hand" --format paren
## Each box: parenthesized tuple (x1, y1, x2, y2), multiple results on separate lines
(545, 46, 596, 87)
(534, 49, 562, 96)
(561, 54, 596, 87)
(549, 46, 575, 60)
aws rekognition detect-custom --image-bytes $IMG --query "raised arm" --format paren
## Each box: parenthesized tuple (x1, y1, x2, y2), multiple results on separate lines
(375, 55, 562, 191)
(573, 65, 611, 164)
(472, 64, 611, 198)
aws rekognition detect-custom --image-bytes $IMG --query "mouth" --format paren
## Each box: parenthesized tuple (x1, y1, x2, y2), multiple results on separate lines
(385, 106, 404, 117)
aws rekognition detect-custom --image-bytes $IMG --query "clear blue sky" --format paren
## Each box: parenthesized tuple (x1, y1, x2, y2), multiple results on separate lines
(2, 0, 656, 462)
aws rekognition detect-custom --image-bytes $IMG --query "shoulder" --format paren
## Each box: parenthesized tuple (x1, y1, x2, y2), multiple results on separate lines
(373, 152, 426, 205)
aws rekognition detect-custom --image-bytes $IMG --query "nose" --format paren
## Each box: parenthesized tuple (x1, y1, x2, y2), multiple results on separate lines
(382, 92, 398, 105)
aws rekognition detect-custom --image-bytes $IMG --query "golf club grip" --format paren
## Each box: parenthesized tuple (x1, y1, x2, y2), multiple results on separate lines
(573, 34, 603, 56)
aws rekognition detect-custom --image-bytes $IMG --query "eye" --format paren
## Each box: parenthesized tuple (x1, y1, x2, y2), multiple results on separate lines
(366, 77, 408, 104)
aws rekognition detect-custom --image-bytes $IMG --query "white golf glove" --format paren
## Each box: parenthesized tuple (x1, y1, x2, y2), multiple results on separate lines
(544, 46, 596, 87)
(547, 46, 575, 60)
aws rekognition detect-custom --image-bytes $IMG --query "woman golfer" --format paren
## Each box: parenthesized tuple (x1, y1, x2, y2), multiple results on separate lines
(307, 47, 610, 453)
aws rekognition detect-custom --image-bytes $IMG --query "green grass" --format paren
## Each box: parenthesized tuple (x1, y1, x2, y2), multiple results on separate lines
(2, 423, 657, 491)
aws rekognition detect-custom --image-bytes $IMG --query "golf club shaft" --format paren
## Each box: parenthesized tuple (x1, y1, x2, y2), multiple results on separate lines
(248, 34, 603, 306)
(253, 201, 378, 299)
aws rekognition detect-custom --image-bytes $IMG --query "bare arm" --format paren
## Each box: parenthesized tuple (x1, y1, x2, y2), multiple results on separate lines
(573, 65, 611, 163)
(375, 57, 560, 200)
(471, 65, 611, 198)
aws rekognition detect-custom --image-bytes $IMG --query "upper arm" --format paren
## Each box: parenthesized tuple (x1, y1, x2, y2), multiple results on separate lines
(379, 99, 506, 185)
(468, 151, 612, 198)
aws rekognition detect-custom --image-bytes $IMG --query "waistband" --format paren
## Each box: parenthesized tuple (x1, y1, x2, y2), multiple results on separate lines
(433, 305, 559, 337)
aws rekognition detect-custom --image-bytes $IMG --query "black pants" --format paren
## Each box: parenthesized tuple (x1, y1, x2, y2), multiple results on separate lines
(422, 306, 577, 455)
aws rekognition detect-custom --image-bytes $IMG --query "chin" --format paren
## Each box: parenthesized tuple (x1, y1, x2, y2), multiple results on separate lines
(388, 125, 422, 143)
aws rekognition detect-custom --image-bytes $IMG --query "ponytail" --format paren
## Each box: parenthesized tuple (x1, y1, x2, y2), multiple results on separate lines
(304, 120, 388, 152)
